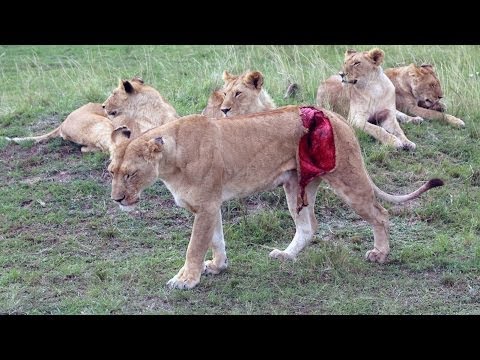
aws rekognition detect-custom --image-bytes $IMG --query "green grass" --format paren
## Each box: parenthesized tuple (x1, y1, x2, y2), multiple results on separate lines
(0, 45, 479, 314)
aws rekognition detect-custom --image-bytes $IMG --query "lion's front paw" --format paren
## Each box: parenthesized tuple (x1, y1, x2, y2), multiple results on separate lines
(446, 115, 465, 128)
(269, 249, 295, 261)
(365, 249, 389, 264)
(166, 272, 200, 290)
(412, 116, 423, 124)
(391, 138, 405, 149)
(402, 140, 416, 151)
(203, 258, 228, 275)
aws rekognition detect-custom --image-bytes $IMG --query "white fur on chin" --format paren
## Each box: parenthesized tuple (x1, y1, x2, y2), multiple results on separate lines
(119, 204, 136, 212)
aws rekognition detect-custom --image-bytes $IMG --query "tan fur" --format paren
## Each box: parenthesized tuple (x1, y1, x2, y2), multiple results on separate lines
(108, 105, 443, 289)
(317, 48, 419, 150)
(7, 103, 115, 154)
(385, 64, 465, 127)
(201, 70, 276, 118)
(103, 77, 179, 133)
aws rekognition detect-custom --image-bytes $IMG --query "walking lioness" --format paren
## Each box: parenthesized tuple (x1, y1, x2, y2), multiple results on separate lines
(108, 105, 443, 289)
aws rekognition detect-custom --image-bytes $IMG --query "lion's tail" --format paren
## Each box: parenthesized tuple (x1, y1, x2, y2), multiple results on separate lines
(5, 126, 61, 144)
(372, 178, 444, 204)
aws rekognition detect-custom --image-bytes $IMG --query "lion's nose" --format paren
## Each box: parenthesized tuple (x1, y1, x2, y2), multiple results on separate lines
(112, 195, 125, 203)
(438, 96, 443, 99)
(221, 107, 231, 115)
(339, 72, 346, 78)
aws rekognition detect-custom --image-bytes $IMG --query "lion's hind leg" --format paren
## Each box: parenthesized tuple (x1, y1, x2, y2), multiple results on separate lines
(269, 174, 321, 261)
(323, 170, 390, 263)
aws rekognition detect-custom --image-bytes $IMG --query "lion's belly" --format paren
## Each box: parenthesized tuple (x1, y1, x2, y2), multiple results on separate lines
(221, 163, 296, 202)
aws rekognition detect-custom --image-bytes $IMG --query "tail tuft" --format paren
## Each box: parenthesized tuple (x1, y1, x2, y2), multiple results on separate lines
(427, 178, 444, 189)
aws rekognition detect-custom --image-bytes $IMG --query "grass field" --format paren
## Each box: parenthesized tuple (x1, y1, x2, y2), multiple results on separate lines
(0, 45, 479, 314)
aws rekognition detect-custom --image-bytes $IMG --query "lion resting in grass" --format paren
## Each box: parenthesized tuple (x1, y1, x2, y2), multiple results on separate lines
(201, 70, 276, 117)
(7, 77, 180, 156)
(384, 64, 465, 127)
(108, 105, 443, 289)
(103, 76, 179, 134)
(317, 48, 419, 150)
(6, 102, 115, 154)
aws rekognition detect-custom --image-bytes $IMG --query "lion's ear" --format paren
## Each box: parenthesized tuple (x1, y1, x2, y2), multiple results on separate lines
(244, 71, 264, 89)
(147, 137, 164, 152)
(143, 137, 164, 162)
(368, 48, 384, 65)
(111, 125, 132, 146)
(222, 70, 234, 82)
(122, 80, 135, 94)
(420, 63, 434, 73)
(407, 64, 419, 77)
(345, 49, 357, 56)
(131, 76, 144, 84)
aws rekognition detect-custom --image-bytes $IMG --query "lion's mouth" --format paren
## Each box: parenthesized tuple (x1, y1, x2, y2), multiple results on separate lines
(339, 72, 357, 85)
(118, 198, 139, 212)
(418, 99, 435, 109)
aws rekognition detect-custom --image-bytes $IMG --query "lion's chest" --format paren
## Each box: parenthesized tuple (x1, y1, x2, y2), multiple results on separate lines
(351, 80, 395, 115)
(163, 181, 189, 209)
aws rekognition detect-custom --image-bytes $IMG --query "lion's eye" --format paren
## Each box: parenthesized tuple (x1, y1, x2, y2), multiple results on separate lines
(223, 92, 227, 96)
(124, 172, 137, 181)
(353, 61, 361, 66)
(235, 91, 242, 97)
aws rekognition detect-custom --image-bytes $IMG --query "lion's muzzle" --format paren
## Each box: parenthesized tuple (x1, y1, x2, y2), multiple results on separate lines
(112, 195, 125, 203)
(339, 72, 357, 84)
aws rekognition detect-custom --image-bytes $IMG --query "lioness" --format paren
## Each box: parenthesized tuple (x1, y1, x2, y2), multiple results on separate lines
(108, 105, 443, 289)
(6, 103, 115, 154)
(384, 64, 465, 127)
(317, 48, 418, 150)
(103, 77, 179, 133)
(201, 70, 276, 117)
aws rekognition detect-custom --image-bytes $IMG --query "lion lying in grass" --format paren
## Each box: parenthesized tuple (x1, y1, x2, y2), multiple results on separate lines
(103, 76, 179, 134)
(385, 64, 465, 127)
(6, 103, 116, 154)
(7, 77, 179, 156)
(202, 70, 276, 117)
(317, 48, 418, 150)
(108, 105, 443, 289)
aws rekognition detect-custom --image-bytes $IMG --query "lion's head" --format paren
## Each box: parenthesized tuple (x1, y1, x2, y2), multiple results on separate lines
(102, 76, 146, 118)
(108, 127, 163, 212)
(406, 64, 445, 111)
(203, 70, 275, 118)
(341, 48, 385, 86)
